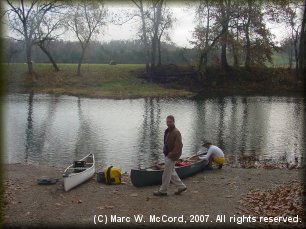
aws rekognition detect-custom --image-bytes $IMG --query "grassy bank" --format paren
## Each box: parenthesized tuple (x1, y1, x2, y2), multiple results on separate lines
(4, 63, 195, 99)
(3, 63, 304, 99)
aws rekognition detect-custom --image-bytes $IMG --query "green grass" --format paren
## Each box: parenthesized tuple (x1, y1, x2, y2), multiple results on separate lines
(270, 52, 294, 67)
(3, 63, 195, 98)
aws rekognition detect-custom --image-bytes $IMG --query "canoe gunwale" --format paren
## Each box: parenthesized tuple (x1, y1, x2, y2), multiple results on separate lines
(63, 153, 95, 191)
(130, 158, 208, 187)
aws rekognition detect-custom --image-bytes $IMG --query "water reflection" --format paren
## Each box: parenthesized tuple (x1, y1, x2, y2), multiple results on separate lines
(24, 92, 33, 162)
(75, 97, 106, 163)
(4, 94, 305, 171)
(137, 98, 162, 169)
(24, 93, 59, 163)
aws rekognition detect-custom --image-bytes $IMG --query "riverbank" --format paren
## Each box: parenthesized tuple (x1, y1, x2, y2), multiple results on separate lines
(4, 63, 304, 99)
(4, 64, 195, 99)
(3, 163, 305, 228)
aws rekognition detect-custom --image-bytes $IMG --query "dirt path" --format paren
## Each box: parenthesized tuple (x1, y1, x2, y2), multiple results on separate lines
(3, 163, 304, 228)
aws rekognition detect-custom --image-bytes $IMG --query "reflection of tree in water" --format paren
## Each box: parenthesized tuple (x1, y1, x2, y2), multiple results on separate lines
(24, 92, 58, 162)
(136, 98, 162, 169)
(282, 98, 305, 166)
(191, 99, 208, 153)
(233, 97, 270, 166)
(225, 97, 259, 167)
(239, 97, 249, 152)
(228, 97, 238, 152)
(75, 97, 106, 163)
(216, 97, 226, 149)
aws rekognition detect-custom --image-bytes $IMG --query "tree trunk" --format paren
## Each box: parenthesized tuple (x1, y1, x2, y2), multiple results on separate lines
(139, 0, 150, 77)
(288, 41, 293, 70)
(38, 44, 60, 72)
(200, 4, 210, 71)
(220, 0, 230, 71)
(198, 51, 208, 72)
(298, 0, 306, 81)
(221, 27, 229, 70)
(198, 29, 226, 72)
(150, 36, 157, 78)
(158, 37, 161, 66)
(77, 47, 86, 76)
(150, 0, 163, 79)
(294, 31, 299, 79)
(232, 43, 239, 68)
(245, 17, 251, 71)
(25, 39, 33, 74)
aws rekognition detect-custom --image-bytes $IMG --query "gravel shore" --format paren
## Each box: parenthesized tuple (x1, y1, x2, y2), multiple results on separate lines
(3, 163, 304, 228)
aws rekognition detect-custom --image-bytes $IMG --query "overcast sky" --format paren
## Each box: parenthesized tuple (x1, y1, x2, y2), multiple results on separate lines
(86, 4, 288, 48)
(4, 2, 290, 48)
(61, 4, 197, 48)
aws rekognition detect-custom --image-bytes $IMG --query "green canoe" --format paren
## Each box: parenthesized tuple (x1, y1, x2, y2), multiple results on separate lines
(130, 155, 208, 187)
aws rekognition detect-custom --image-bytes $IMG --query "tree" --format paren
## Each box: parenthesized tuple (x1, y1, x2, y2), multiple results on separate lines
(239, 0, 277, 69)
(156, 4, 175, 66)
(66, 0, 108, 76)
(267, 0, 304, 77)
(218, 0, 231, 70)
(148, 0, 164, 76)
(281, 37, 295, 69)
(192, 0, 280, 72)
(132, 0, 151, 75)
(132, 0, 175, 78)
(191, 0, 229, 71)
(34, 7, 66, 71)
(5, 0, 61, 74)
(298, 0, 305, 80)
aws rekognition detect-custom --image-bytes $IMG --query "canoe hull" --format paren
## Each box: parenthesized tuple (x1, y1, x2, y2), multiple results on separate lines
(63, 153, 95, 191)
(130, 158, 208, 187)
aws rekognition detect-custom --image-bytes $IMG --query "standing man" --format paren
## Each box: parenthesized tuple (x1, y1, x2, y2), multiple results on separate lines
(200, 140, 225, 169)
(153, 115, 187, 196)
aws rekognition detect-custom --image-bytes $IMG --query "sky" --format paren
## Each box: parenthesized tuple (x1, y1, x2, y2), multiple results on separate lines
(66, 4, 197, 48)
(3, 2, 291, 48)
(73, 3, 289, 48)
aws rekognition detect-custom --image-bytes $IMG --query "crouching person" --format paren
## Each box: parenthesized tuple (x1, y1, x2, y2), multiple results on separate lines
(200, 140, 225, 169)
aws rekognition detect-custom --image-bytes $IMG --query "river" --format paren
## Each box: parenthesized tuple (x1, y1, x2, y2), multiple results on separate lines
(3, 93, 305, 171)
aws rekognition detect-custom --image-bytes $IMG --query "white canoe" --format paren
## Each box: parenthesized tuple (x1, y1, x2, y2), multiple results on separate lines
(63, 153, 95, 191)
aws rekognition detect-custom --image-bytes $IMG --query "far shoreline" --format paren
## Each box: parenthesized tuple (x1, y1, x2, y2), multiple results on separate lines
(6, 88, 305, 101)
(4, 63, 304, 101)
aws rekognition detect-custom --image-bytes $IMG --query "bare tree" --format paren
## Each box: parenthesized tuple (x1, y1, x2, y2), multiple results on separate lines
(132, 0, 151, 75)
(267, 0, 303, 77)
(132, 0, 174, 79)
(156, 4, 175, 66)
(191, 0, 227, 71)
(149, 0, 164, 74)
(66, 0, 108, 76)
(5, 0, 61, 74)
(218, 0, 231, 71)
(34, 8, 67, 71)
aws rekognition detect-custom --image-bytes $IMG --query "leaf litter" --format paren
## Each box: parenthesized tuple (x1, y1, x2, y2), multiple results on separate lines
(238, 181, 305, 225)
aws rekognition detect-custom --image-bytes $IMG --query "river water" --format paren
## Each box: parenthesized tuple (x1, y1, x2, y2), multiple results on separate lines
(3, 93, 305, 171)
